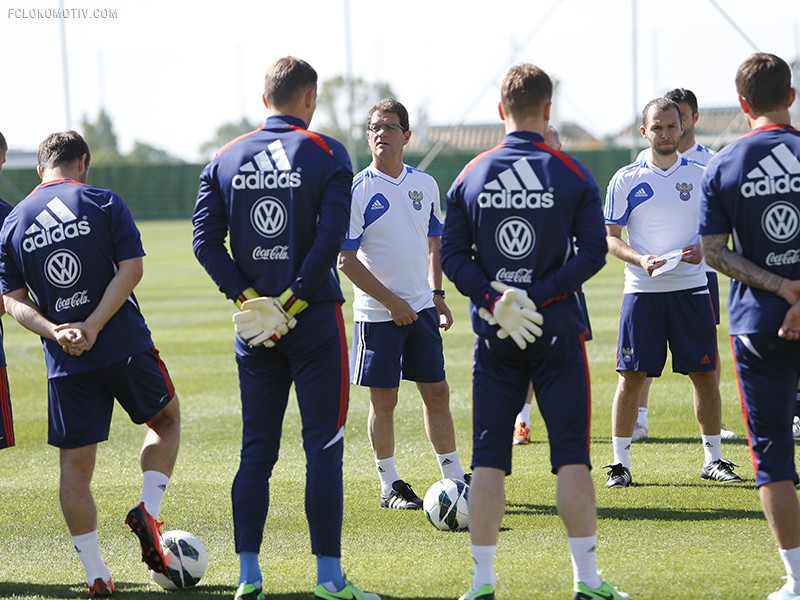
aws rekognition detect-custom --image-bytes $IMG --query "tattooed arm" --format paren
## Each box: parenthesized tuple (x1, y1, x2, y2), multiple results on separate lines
(701, 234, 800, 298)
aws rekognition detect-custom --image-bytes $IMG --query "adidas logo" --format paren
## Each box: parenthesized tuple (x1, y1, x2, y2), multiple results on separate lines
(440, 458, 453, 466)
(634, 188, 649, 198)
(700, 354, 711, 365)
(369, 198, 385, 210)
(22, 196, 91, 253)
(477, 157, 554, 209)
(740, 143, 800, 198)
(232, 140, 302, 190)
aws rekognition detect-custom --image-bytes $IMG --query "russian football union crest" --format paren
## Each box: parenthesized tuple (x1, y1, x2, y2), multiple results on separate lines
(408, 190, 423, 211)
(676, 182, 693, 201)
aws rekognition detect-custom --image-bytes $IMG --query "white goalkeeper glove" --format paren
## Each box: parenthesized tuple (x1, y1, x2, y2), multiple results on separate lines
(232, 297, 297, 347)
(489, 281, 544, 349)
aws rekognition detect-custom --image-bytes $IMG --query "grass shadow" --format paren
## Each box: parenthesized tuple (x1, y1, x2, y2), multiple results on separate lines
(506, 501, 763, 521)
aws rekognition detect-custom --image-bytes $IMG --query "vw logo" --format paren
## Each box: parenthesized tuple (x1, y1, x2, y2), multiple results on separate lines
(762, 201, 800, 244)
(45, 249, 81, 288)
(495, 217, 535, 259)
(250, 197, 287, 238)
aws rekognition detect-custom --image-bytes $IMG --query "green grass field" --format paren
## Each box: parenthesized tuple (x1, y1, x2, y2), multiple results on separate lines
(0, 220, 792, 599)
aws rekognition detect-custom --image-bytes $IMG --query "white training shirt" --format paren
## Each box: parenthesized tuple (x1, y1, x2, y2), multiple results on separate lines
(605, 154, 708, 293)
(343, 164, 443, 322)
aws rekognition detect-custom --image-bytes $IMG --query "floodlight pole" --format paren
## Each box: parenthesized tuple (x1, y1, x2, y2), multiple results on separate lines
(59, 0, 72, 129)
(630, 0, 638, 163)
(343, 0, 358, 172)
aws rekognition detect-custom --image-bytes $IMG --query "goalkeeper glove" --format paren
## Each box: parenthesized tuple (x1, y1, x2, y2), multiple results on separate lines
(233, 297, 296, 347)
(278, 287, 308, 317)
(235, 287, 260, 309)
(489, 281, 544, 350)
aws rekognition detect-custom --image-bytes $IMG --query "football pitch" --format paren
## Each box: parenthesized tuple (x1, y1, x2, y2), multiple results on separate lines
(0, 219, 791, 599)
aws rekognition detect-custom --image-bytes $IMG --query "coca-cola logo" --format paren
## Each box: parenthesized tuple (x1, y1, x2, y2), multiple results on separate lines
(495, 267, 533, 284)
(765, 249, 800, 266)
(252, 245, 289, 261)
(54, 290, 90, 312)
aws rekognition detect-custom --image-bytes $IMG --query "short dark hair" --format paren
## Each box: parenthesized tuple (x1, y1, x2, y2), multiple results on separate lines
(736, 52, 793, 114)
(665, 88, 698, 114)
(264, 56, 317, 108)
(37, 131, 91, 171)
(367, 98, 409, 132)
(641, 97, 682, 126)
(0, 131, 6, 152)
(500, 63, 553, 120)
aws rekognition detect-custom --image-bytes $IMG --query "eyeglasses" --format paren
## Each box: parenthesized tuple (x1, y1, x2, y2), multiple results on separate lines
(367, 123, 406, 134)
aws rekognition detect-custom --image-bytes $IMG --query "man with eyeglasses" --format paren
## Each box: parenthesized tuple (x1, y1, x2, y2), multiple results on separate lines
(338, 98, 468, 511)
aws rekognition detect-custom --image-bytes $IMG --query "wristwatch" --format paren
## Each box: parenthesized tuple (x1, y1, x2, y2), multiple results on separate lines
(432, 289, 446, 299)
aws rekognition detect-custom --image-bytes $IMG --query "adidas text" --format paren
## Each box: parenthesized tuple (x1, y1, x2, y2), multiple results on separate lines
(23, 220, 91, 252)
(232, 170, 301, 191)
(478, 189, 554, 209)
(741, 173, 800, 198)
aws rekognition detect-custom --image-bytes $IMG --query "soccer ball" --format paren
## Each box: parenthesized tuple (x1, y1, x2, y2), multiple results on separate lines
(423, 478, 469, 531)
(150, 530, 208, 590)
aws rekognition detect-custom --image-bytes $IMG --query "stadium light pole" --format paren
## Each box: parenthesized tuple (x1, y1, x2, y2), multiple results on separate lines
(630, 0, 638, 163)
(59, 0, 72, 129)
(343, 0, 358, 172)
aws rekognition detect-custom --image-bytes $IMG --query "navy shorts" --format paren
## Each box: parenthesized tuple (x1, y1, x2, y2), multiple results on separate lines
(351, 307, 446, 388)
(731, 333, 800, 488)
(706, 271, 720, 325)
(47, 347, 175, 448)
(616, 286, 717, 376)
(0, 367, 14, 450)
(472, 333, 591, 475)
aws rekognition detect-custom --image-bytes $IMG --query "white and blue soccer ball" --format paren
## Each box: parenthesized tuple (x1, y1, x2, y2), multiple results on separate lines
(150, 530, 208, 590)
(423, 478, 469, 531)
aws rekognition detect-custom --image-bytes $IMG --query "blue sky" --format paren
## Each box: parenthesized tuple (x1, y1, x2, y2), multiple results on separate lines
(2, 0, 799, 162)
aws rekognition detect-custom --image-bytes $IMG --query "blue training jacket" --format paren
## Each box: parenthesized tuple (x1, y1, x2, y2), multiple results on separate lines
(193, 114, 353, 304)
(441, 130, 607, 338)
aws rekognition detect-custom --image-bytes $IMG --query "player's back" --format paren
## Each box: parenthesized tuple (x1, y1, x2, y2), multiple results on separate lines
(197, 115, 352, 301)
(0, 180, 152, 376)
(702, 125, 800, 333)
(444, 131, 606, 336)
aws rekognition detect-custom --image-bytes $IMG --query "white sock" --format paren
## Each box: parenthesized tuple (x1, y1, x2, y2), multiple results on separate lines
(72, 530, 111, 584)
(568, 535, 602, 588)
(611, 437, 632, 469)
(517, 403, 532, 426)
(141, 470, 170, 518)
(436, 451, 465, 480)
(471, 545, 497, 588)
(636, 407, 649, 428)
(701, 434, 722, 465)
(375, 457, 400, 496)
(779, 546, 800, 593)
